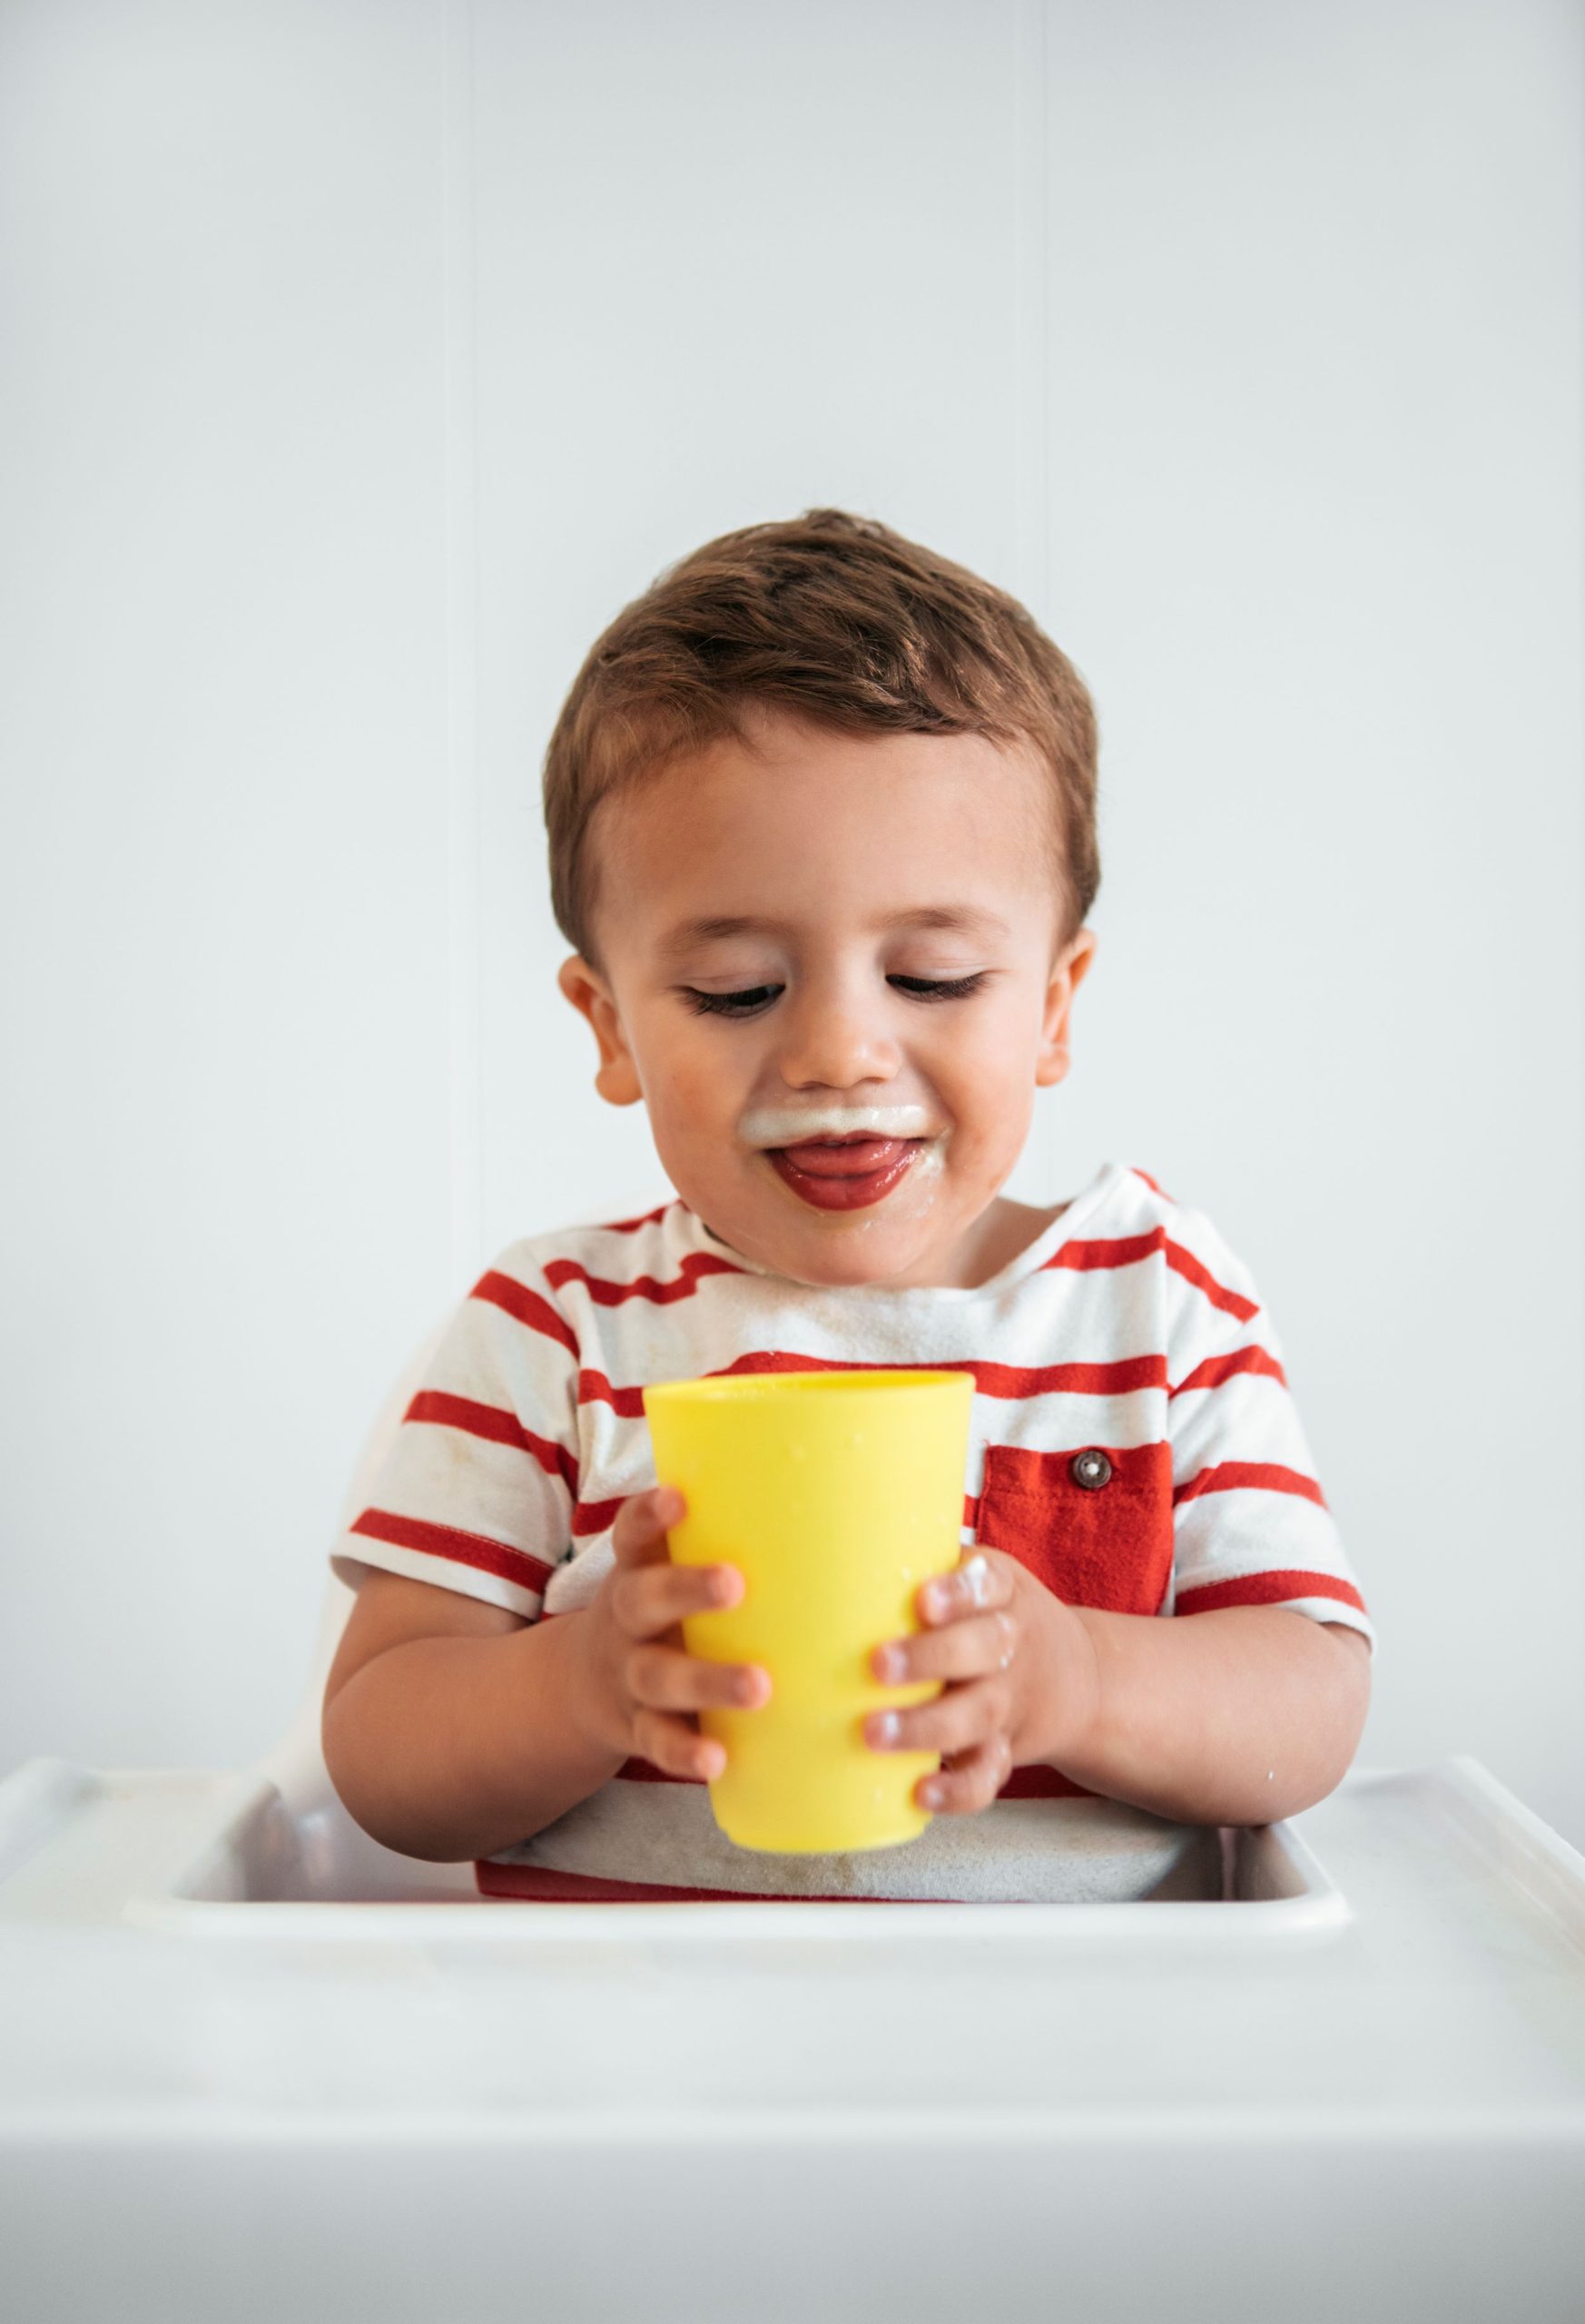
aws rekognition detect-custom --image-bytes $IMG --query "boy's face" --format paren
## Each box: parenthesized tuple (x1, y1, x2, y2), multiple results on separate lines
(558, 707, 1096, 1290)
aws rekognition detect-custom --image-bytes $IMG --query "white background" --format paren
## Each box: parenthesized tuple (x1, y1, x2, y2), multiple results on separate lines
(3, 0, 1581, 1842)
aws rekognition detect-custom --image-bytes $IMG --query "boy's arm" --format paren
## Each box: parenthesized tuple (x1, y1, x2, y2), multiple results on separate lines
(1033, 1599, 1372, 1827)
(321, 1571, 629, 1862)
(323, 1490, 771, 1864)
(1056, 1200, 1373, 1827)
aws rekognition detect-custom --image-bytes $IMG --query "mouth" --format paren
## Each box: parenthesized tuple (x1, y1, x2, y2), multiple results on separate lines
(764, 1133, 926, 1213)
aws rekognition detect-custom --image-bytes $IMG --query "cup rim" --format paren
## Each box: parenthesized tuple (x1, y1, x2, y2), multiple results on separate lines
(642, 1367, 972, 1407)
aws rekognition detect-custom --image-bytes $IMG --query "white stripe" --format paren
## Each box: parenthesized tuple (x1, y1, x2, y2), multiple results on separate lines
(428, 1307, 577, 1413)
(377, 1423, 572, 1554)
(1169, 1374, 1322, 1486)
(1173, 1491, 1347, 1592)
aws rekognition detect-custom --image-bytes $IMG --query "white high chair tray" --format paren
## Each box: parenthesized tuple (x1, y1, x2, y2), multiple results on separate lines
(1, 1750, 1582, 2323)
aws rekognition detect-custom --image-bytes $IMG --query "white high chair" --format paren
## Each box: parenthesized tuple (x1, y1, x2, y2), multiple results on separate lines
(4, 1334, 1585, 2322)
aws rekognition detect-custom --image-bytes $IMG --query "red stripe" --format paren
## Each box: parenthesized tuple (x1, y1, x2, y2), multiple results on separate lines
(471, 1269, 578, 1354)
(596, 1202, 674, 1234)
(1130, 1166, 1176, 1203)
(969, 1354, 1165, 1399)
(1163, 1238, 1258, 1322)
(543, 1252, 744, 1306)
(705, 1348, 1166, 1400)
(475, 1861, 940, 1904)
(1176, 1570, 1368, 1618)
(349, 1507, 556, 1596)
(578, 1367, 646, 1419)
(577, 1347, 1165, 1416)
(709, 1349, 1166, 1402)
(996, 1765, 1098, 1801)
(404, 1390, 579, 1492)
(1047, 1226, 1257, 1323)
(1174, 1461, 1326, 1511)
(688, 1351, 892, 1385)
(572, 1495, 626, 1537)
(1043, 1228, 1162, 1276)
(1170, 1345, 1287, 1399)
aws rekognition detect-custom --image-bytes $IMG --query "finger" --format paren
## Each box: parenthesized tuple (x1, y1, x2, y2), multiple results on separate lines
(610, 1485, 688, 1568)
(917, 1731, 1014, 1817)
(864, 1674, 1009, 1759)
(870, 1607, 1016, 1688)
(915, 1550, 1014, 1626)
(609, 1555, 744, 1641)
(627, 1640, 772, 1714)
(633, 1705, 727, 1784)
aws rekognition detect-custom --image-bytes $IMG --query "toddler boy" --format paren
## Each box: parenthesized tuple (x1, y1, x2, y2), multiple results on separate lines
(322, 508, 1373, 1902)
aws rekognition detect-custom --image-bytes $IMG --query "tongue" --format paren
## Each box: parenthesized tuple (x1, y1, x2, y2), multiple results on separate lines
(778, 1137, 912, 1177)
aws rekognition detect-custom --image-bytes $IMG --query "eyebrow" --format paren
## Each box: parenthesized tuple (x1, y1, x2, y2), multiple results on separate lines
(655, 905, 1012, 965)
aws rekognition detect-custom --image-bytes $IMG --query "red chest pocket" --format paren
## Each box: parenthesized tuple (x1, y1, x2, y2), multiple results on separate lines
(974, 1442, 1174, 1617)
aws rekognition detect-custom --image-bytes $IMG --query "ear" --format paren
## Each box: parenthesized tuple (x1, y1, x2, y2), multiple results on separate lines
(557, 956, 644, 1108)
(1034, 928, 1098, 1089)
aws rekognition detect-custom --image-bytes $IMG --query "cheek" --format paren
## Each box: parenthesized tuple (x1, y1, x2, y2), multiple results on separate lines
(931, 1002, 1040, 1128)
(635, 1019, 743, 1135)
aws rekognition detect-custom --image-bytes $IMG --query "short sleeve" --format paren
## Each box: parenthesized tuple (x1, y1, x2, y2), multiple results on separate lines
(330, 1246, 582, 1620)
(1165, 1206, 1376, 1659)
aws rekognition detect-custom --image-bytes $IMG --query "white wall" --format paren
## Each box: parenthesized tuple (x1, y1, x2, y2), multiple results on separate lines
(3, 0, 1581, 1841)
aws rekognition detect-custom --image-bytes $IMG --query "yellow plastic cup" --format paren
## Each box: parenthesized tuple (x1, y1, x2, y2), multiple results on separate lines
(641, 1368, 974, 1854)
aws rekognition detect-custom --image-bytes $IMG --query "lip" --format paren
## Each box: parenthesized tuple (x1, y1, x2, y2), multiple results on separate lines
(766, 1136, 923, 1212)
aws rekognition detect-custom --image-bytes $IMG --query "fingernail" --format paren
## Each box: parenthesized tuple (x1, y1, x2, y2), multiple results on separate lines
(963, 1555, 992, 1607)
(922, 1581, 950, 1620)
(874, 1644, 906, 1682)
(870, 1711, 901, 1748)
(920, 1780, 944, 1808)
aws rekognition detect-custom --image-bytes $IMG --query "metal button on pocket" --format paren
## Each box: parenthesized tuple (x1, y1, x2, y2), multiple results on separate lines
(1069, 1448, 1113, 1491)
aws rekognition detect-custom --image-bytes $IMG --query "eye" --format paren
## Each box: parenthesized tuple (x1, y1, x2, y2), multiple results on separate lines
(680, 971, 990, 1018)
(888, 973, 989, 1002)
(682, 984, 784, 1018)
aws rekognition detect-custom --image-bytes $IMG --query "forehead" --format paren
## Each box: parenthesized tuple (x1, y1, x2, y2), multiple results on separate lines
(590, 712, 1058, 951)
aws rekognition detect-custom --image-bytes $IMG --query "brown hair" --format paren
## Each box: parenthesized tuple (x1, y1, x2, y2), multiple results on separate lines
(542, 507, 1099, 966)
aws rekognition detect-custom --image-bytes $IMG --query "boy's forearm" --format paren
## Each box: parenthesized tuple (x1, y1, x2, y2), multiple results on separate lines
(1040, 1604, 1371, 1827)
(322, 1611, 627, 1863)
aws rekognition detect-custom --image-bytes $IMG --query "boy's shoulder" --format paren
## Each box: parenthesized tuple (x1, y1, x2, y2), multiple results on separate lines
(1101, 1165, 1265, 1320)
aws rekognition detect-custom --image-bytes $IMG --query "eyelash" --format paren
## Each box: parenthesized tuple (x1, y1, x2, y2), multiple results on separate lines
(682, 973, 989, 1019)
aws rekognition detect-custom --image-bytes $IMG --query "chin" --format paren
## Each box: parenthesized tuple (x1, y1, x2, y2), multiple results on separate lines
(773, 1223, 930, 1290)
(695, 1154, 956, 1287)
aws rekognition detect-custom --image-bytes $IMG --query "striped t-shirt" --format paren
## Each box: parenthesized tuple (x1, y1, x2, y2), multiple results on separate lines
(332, 1157, 1374, 1902)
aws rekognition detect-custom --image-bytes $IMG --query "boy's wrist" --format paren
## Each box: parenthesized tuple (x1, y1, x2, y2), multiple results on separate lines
(1019, 1602, 1371, 1826)
(550, 1599, 635, 1772)
(1013, 1584, 1105, 1771)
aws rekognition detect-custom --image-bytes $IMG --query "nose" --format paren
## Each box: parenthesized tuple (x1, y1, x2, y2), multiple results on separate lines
(774, 975, 901, 1093)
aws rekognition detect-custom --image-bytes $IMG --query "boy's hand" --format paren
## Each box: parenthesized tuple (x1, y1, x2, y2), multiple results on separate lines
(862, 1550, 1098, 1816)
(576, 1486, 771, 1780)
